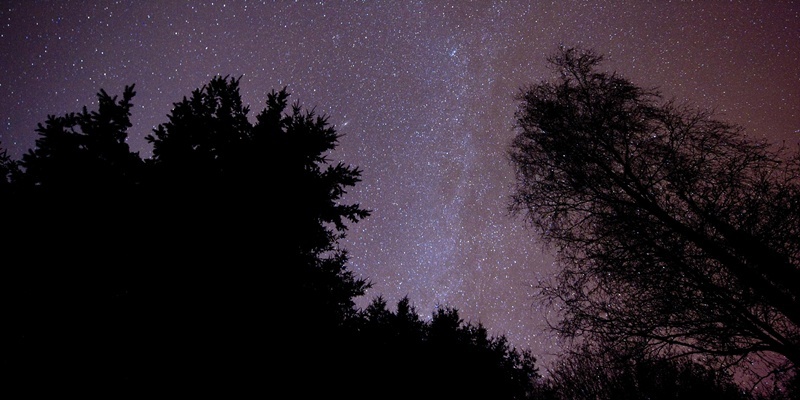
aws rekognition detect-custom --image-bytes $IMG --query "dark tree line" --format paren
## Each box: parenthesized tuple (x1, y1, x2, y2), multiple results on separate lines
(509, 46, 800, 395)
(533, 344, 753, 400)
(1, 63, 789, 399)
(0, 76, 538, 398)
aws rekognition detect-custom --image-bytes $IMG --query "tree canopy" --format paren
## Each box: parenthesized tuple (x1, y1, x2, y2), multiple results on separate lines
(1, 76, 375, 395)
(509, 46, 800, 388)
(0, 75, 540, 398)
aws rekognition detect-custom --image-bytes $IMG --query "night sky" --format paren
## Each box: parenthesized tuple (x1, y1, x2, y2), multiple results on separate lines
(1, 1, 798, 368)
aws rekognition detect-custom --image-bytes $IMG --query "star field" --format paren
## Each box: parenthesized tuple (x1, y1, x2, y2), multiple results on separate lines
(1, 1, 798, 368)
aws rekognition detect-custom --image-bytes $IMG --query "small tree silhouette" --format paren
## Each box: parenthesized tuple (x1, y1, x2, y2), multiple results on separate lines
(538, 344, 751, 400)
(345, 296, 539, 400)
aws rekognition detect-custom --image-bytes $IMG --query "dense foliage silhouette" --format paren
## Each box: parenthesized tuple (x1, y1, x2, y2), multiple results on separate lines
(509, 46, 800, 390)
(1, 76, 539, 398)
(350, 296, 539, 399)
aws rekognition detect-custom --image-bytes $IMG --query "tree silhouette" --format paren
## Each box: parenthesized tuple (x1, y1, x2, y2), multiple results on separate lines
(140, 76, 372, 394)
(143, 75, 370, 329)
(20, 84, 143, 192)
(1, 77, 372, 396)
(346, 296, 539, 400)
(2, 75, 541, 398)
(9, 83, 144, 243)
(423, 305, 539, 399)
(1, 84, 148, 396)
(0, 146, 20, 197)
(536, 344, 752, 400)
(509, 46, 800, 386)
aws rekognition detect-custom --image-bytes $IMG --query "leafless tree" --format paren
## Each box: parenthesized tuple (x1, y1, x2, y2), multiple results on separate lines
(509, 47, 800, 383)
